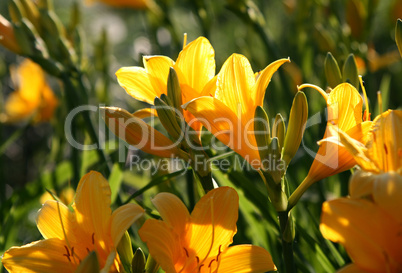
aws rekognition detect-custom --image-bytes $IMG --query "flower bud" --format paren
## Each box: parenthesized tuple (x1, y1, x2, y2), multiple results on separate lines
(272, 113, 285, 150)
(324, 52, 342, 88)
(132, 248, 146, 273)
(343, 54, 359, 90)
(396, 19, 402, 58)
(283, 91, 308, 167)
(167, 67, 183, 115)
(74, 251, 100, 273)
(254, 106, 270, 166)
(117, 231, 133, 273)
(154, 95, 184, 141)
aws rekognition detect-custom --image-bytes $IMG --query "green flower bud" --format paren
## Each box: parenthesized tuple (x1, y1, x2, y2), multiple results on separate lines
(167, 67, 183, 115)
(343, 54, 359, 90)
(324, 52, 342, 88)
(117, 231, 134, 273)
(283, 91, 308, 167)
(154, 95, 184, 141)
(272, 113, 285, 151)
(132, 248, 146, 273)
(74, 251, 100, 273)
(254, 106, 270, 167)
(396, 19, 402, 58)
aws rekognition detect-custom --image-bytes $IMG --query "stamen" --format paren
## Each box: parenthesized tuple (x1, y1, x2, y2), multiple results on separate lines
(216, 245, 222, 262)
(71, 247, 75, 257)
(196, 256, 200, 264)
(359, 76, 370, 121)
(384, 144, 388, 154)
(64, 245, 70, 257)
(92, 233, 95, 245)
(63, 254, 71, 262)
(377, 91, 383, 114)
(183, 247, 189, 258)
(86, 248, 90, 253)
(183, 33, 187, 50)
(208, 259, 215, 268)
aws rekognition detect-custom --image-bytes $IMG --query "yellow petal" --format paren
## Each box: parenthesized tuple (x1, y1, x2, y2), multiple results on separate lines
(36, 200, 78, 243)
(217, 245, 276, 273)
(214, 54, 255, 117)
(175, 37, 215, 94)
(365, 110, 402, 173)
(188, 187, 238, 260)
(349, 170, 377, 198)
(143, 55, 174, 96)
(74, 171, 112, 245)
(102, 107, 187, 159)
(336, 264, 368, 273)
(326, 83, 363, 132)
(372, 172, 402, 223)
(320, 198, 402, 272)
(38, 83, 59, 122)
(138, 219, 180, 273)
(2, 238, 76, 273)
(3, 91, 36, 122)
(110, 203, 145, 246)
(252, 58, 290, 109)
(151, 192, 190, 236)
(184, 97, 260, 165)
(16, 59, 45, 102)
(116, 66, 158, 104)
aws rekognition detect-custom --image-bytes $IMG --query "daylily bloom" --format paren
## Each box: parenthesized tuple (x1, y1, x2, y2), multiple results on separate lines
(1, 171, 145, 272)
(184, 54, 289, 168)
(320, 110, 402, 272)
(0, 15, 21, 54)
(331, 109, 402, 198)
(139, 187, 276, 273)
(0, 59, 58, 123)
(116, 36, 216, 132)
(288, 83, 372, 208)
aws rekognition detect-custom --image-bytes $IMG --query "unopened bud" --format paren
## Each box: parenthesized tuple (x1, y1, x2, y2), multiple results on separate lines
(117, 231, 133, 273)
(396, 19, 402, 58)
(254, 106, 270, 168)
(132, 248, 146, 273)
(272, 113, 285, 150)
(8, 0, 25, 23)
(167, 67, 183, 114)
(283, 91, 308, 167)
(324, 52, 342, 88)
(74, 251, 100, 273)
(155, 95, 184, 141)
(19, 0, 40, 30)
(343, 54, 359, 89)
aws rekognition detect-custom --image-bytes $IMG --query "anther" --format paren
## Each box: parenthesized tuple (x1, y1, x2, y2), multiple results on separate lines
(384, 144, 388, 154)
(63, 254, 71, 262)
(208, 259, 215, 268)
(183, 247, 189, 258)
(64, 245, 70, 257)
(196, 256, 200, 264)
(92, 233, 95, 245)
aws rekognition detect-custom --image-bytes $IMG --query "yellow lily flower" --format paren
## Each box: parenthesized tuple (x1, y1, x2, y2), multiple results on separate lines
(320, 110, 402, 272)
(0, 15, 21, 54)
(116, 36, 216, 132)
(288, 83, 372, 208)
(139, 187, 276, 273)
(331, 109, 402, 198)
(2, 171, 145, 272)
(1, 59, 58, 124)
(184, 54, 289, 167)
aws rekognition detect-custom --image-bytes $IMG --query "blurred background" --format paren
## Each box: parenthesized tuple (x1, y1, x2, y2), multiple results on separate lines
(0, 0, 401, 272)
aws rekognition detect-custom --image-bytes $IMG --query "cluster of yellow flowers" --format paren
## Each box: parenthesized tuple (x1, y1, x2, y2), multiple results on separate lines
(1, 32, 401, 273)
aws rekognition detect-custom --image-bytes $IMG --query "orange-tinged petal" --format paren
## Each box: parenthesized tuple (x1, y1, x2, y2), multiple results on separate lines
(349, 170, 377, 198)
(3, 91, 37, 122)
(116, 66, 158, 104)
(0, 15, 21, 54)
(214, 54, 255, 117)
(336, 264, 369, 273)
(2, 238, 76, 273)
(326, 83, 363, 132)
(74, 171, 112, 245)
(138, 219, 180, 273)
(184, 97, 260, 164)
(175, 37, 215, 94)
(151, 192, 190, 236)
(36, 200, 78, 243)
(132, 108, 158, 119)
(188, 187, 238, 259)
(252, 58, 290, 109)
(110, 203, 145, 247)
(38, 83, 59, 122)
(102, 107, 188, 159)
(217, 245, 276, 273)
(143, 55, 174, 96)
(320, 198, 402, 272)
(372, 172, 402, 223)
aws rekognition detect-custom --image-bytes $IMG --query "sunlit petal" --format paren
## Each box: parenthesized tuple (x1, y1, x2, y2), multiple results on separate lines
(217, 245, 277, 273)
(116, 66, 158, 104)
(151, 192, 190, 236)
(175, 37, 215, 94)
(336, 263, 369, 273)
(110, 203, 145, 247)
(2, 238, 76, 273)
(143, 55, 174, 95)
(188, 187, 238, 259)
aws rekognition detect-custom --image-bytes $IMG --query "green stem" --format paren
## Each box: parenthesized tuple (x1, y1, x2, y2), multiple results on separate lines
(287, 176, 312, 211)
(278, 211, 296, 273)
